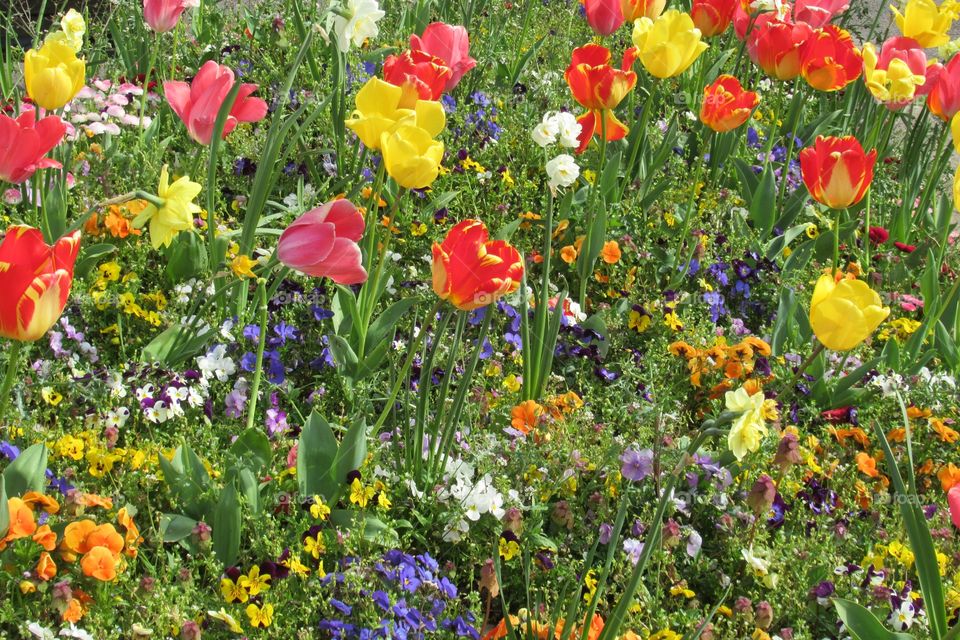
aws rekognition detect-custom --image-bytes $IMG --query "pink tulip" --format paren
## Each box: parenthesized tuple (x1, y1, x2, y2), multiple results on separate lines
(277, 200, 367, 285)
(793, 0, 849, 28)
(163, 61, 268, 145)
(143, 0, 193, 33)
(0, 109, 66, 184)
(873, 37, 937, 109)
(949, 485, 960, 530)
(409, 22, 477, 92)
(584, 0, 625, 35)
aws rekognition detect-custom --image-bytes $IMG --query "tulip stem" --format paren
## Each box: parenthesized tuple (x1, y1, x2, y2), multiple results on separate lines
(863, 190, 871, 272)
(244, 279, 269, 434)
(139, 36, 160, 139)
(833, 209, 843, 275)
(0, 341, 24, 431)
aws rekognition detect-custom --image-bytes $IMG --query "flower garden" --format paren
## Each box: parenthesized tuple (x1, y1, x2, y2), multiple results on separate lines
(3, 0, 960, 637)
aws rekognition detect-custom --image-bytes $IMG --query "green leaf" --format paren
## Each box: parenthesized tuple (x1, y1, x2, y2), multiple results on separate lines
(2, 443, 48, 496)
(771, 289, 797, 356)
(159, 513, 198, 543)
(238, 468, 261, 514)
(332, 285, 359, 338)
(367, 298, 419, 348)
(74, 243, 118, 279)
(0, 477, 8, 539)
(329, 509, 397, 544)
(327, 335, 359, 373)
(749, 166, 777, 238)
(335, 419, 368, 491)
(297, 411, 339, 501)
(212, 481, 241, 568)
(141, 323, 215, 366)
(832, 599, 914, 640)
(495, 217, 524, 242)
(229, 428, 272, 473)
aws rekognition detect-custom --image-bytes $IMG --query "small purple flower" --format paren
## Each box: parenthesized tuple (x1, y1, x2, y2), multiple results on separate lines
(620, 448, 654, 482)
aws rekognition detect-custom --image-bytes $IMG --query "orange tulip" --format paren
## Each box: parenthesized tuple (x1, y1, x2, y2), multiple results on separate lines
(81, 545, 118, 581)
(691, 0, 738, 36)
(36, 551, 57, 581)
(432, 219, 524, 311)
(799, 135, 877, 209)
(620, 0, 666, 21)
(801, 25, 862, 92)
(565, 44, 637, 153)
(748, 19, 814, 81)
(700, 75, 759, 132)
(0, 226, 81, 342)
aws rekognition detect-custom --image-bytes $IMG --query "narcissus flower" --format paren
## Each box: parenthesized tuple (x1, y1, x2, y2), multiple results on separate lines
(133, 165, 201, 249)
(799, 135, 877, 209)
(622, 0, 667, 20)
(793, 0, 850, 27)
(801, 25, 862, 92)
(691, 0, 739, 36)
(565, 44, 637, 153)
(700, 75, 759, 132)
(277, 200, 367, 285)
(345, 77, 445, 150)
(143, 0, 194, 33)
(332, 0, 385, 51)
(632, 10, 708, 79)
(809, 273, 890, 351)
(23, 39, 85, 110)
(862, 37, 932, 109)
(164, 61, 268, 145)
(545, 154, 580, 189)
(928, 54, 960, 120)
(380, 124, 444, 189)
(748, 18, 813, 81)
(891, 0, 958, 48)
(0, 226, 81, 342)
(432, 219, 523, 311)
(585, 0, 625, 35)
(46, 9, 86, 51)
(410, 22, 477, 91)
(725, 386, 767, 460)
(383, 50, 452, 106)
(0, 110, 67, 184)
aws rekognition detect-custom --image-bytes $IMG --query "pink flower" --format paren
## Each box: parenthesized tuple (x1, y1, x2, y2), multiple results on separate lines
(409, 22, 477, 92)
(163, 61, 268, 145)
(584, 0, 625, 35)
(949, 485, 960, 529)
(899, 294, 924, 312)
(143, 0, 193, 33)
(793, 0, 849, 28)
(277, 200, 367, 285)
(0, 110, 66, 184)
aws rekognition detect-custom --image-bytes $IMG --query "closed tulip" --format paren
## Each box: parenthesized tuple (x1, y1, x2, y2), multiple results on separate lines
(928, 54, 960, 121)
(585, 0, 625, 35)
(143, 0, 193, 33)
(621, 0, 666, 21)
(748, 19, 813, 81)
(809, 274, 889, 351)
(793, 0, 849, 27)
(23, 40, 85, 110)
(0, 226, 81, 342)
(799, 135, 877, 209)
(691, 0, 739, 36)
(380, 124, 444, 189)
(862, 37, 931, 110)
(410, 22, 477, 91)
(892, 0, 956, 48)
(164, 61, 268, 145)
(632, 10, 709, 79)
(565, 44, 637, 153)
(383, 50, 452, 107)
(432, 219, 523, 311)
(700, 75, 759, 132)
(801, 25, 862, 92)
(345, 77, 445, 150)
(277, 200, 367, 285)
(0, 110, 67, 184)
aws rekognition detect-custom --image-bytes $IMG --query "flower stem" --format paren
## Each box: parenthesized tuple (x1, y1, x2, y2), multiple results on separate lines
(0, 341, 24, 432)
(244, 279, 269, 433)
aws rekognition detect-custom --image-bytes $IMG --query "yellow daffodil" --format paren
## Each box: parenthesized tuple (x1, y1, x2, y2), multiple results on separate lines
(24, 39, 85, 110)
(133, 165, 202, 249)
(809, 274, 890, 351)
(725, 386, 768, 460)
(631, 10, 708, 78)
(345, 77, 445, 150)
(380, 124, 444, 189)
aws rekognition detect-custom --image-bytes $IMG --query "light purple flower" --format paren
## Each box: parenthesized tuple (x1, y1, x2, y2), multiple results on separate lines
(620, 448, 653, 482)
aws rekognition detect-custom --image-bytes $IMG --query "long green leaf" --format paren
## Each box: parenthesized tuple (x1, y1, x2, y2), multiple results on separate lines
(833, 598, 914, 640)
(212, 481, 241, 568)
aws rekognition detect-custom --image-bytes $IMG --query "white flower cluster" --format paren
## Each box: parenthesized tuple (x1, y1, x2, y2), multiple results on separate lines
(532, 111, 583, 191)
(432, 459, 510, 542)
(197, 344, 237, 385)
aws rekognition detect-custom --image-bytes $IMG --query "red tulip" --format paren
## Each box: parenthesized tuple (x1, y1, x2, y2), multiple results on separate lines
(801, 25, 862, 92)
(733, 0, 784, 40)
(928, 54, 960, 121)
(0, 110, 66, 184)
(383, 50, 452, 107)
(748, 18, 813, 81)
(799, 135, 877, 209)
(565, 44, 637, 153)
(410, 22, 477, 92)
(691, 0, 739, 36)
(164, 61, 268, 145)
(700, 75, 759, 132)
(143, 0, 191, 33)
(584, 0, 625, 35)
(432, 220, 523, 311)
(949, 485, 960, 529)
(0, 226, 81, 342)
(277, 200, 367, 285)
(793, 0, 849, 28)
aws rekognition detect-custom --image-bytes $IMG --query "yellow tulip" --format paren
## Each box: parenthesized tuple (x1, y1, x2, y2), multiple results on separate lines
(891, 0, 959, 48)
(380, 125, 444, 189)
(132, 165, 202, 249)
(631, 9, 708, 78)
(809, 274, 890, 351)
(345, 77, 445, 150)
(23, 39, 85, 110)
(953, 164, 960, 212)
(952, 112, 960, 152)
